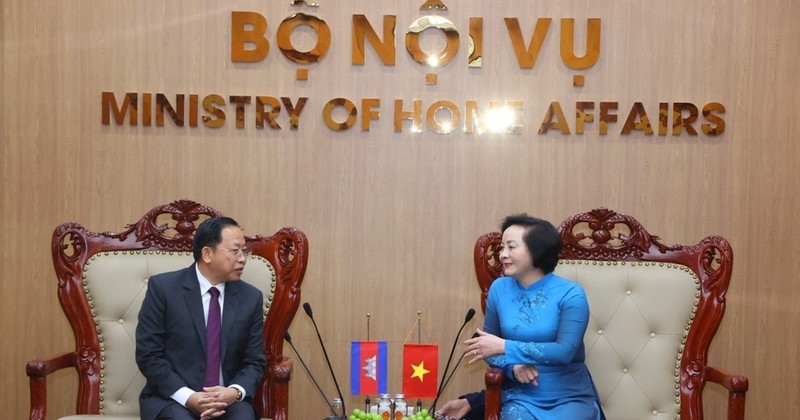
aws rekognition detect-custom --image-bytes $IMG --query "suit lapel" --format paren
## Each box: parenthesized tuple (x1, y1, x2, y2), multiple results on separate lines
(221, 282, 240, 363)
(182, 265, 207, 352)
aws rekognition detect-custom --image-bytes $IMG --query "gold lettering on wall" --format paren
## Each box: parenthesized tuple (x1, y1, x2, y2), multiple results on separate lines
(142, 93, 152, 126)
(106, 11, 726, 137)
(361, 98, 381, 131)
(323, 98, 358, 130)
(510, 102, 525, 133)
(277, 13, 331, 64)
(291, 0, 319, 6)
(464, 101, 481, 133)
(505, 18, 552, 69)
(672, 103, 699, 135)
(230, 96, 252, 129)
(420, 0, 447, 10)
(505, 18, 601, 69)
(539, 102, 571, 134)
(621, 102, 654, 135)
(102, 92, 137, 125)
(101, 92, 725, 136)
(701, 102, 726, 135)
(202, 95, 226, 128)
(256, 97, 281, 129)
(102, 92, 309, 129)
(189, 95, 199, 127)
(599, 102, 619, 135)
(283, 97, 308, 129)
(659, 102, 669, 135)
(468, 17, 483, 67)
(427, 100, 460, 134)
(575, 102, 595, 134)
(229, 13, 602, 71)
(231, 11, 269, 62)
(560, 18, 601, 69)
(156, 94, 184, 127)
(352, 15, 397, 65)
(406, 16, 459, 67)
(394, 100, 423, 132)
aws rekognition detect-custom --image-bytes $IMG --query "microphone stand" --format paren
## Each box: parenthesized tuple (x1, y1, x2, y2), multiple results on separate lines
(304, 302, 348, 419)
(429, 308, 476, 414)
(284, 332, 338, 417)
(438, 332, 479, 399)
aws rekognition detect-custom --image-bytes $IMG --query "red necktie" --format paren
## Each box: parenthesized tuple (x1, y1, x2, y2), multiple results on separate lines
(203, 287, 221, 387)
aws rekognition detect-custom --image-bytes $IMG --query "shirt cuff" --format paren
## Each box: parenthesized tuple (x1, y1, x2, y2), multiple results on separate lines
(229, 384, 246, 401)
(171, 387, 194, 406)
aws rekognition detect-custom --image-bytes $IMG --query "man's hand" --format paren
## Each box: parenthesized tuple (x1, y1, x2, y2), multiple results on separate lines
(186, 387, 239, 419)
(203, 386, 241, 405)
(435, 398, 471, 420)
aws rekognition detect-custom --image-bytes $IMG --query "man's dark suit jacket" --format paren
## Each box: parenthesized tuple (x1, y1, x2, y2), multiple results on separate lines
(462, 390, 486, 420)
(135, 264, 267, 420)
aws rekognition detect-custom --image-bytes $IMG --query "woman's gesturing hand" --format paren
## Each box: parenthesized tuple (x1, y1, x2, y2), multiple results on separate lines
(464, 328, 505, 363)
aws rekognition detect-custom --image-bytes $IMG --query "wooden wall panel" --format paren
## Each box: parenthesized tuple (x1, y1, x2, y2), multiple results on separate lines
(2, 1, 799, 418)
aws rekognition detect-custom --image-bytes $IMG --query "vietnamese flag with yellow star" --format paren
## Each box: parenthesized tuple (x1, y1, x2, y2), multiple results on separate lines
(402, 343, 439, 398)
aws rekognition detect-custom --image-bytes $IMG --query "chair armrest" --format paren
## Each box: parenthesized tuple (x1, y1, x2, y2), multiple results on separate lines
(483, 367, 503, 420)
(270, 355, 293, 383)
(265, 355, 293, 420)
(705, 366, 749, 420)
(26, 352, 78, 420)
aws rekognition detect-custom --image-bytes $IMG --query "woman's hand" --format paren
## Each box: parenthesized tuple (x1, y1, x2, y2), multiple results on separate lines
(512, 364, 539, 385)
(464, 328, 505, 363)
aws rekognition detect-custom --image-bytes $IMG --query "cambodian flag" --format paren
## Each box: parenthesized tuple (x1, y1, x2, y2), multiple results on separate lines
(350, 341, 388, 395)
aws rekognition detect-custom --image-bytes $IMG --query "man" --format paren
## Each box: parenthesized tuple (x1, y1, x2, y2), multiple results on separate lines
(435, 391, 485, 420)
(136, 217, 267, 419)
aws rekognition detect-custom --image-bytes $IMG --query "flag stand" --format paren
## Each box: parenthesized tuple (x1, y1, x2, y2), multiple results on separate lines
(401, 310, 436, 346)
(401, 310, 439, 407)
(415, 311, 423, 413)
(351, 314, 388, 415)
(365, 313, 370, 414)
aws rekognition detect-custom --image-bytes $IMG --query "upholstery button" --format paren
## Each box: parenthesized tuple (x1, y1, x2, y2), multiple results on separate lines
(623, 368, 628, 373)
(118, 319, 124, 324)
(652, 410, 658, 415)
(650, 332, 656, 338)
(117, 400, 123, 405)
(143, 278, 149, 284)
(597, 329, 603, 335)
(626, 290, 632, 295)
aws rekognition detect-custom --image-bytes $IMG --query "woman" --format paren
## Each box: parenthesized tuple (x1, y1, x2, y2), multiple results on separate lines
(463, 214, 604, 420)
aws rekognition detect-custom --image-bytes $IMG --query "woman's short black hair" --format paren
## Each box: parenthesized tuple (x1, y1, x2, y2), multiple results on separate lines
(193, 216, 240, 262)
(500, 213, 562, 273)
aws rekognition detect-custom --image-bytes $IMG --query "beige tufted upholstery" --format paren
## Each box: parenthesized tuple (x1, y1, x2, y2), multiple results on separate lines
(27, 200, 307, 420)
(474, 208, 749, 420)
(64, 251, 275, 419)
(556, 260, 697, 420)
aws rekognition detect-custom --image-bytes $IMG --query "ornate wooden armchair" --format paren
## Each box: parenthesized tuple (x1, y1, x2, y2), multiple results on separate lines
(474, 208, 748, 420)
(26, 199, 308, 420)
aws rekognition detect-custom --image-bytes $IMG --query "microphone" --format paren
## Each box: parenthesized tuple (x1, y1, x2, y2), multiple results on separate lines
(437, 332, 480, 399)
(429, 308, 476, 414)
(303, 302, 347, 417)
(284, 332, 337, 417)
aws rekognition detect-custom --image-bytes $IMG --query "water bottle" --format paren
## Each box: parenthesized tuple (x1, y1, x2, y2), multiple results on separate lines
(332, 397, 344, 418)
(378, 394, 393, 420)
(393, 394, 407, 419)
